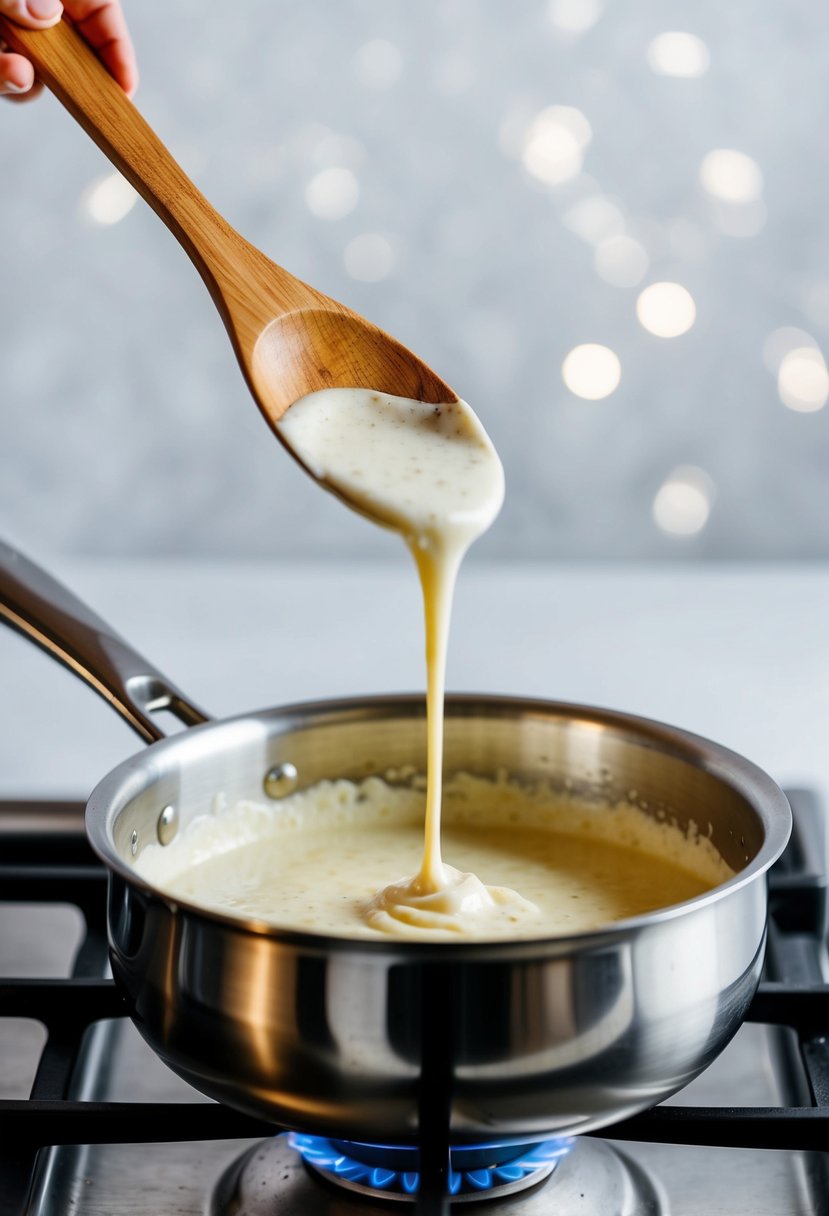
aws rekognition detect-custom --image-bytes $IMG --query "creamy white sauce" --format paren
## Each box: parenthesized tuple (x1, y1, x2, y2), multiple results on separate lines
(133, 385, 734, 942)
(134, 775, 734, 940)
(277, 388, 537, 935)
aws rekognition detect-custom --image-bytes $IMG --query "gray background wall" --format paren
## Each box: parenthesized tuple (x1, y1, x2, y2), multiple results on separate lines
(2, 0, 828, 562)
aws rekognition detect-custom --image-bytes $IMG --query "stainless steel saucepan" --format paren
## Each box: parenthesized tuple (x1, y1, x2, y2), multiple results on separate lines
(0, 541, 791, 1143)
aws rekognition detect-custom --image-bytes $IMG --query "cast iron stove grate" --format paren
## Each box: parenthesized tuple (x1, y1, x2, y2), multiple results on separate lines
(0, 790, 826, 1216)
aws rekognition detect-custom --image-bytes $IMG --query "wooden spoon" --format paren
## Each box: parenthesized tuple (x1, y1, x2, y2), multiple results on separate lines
(0, 15, 457, 433)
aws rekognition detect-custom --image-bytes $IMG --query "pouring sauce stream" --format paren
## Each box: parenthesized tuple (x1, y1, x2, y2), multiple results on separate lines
(278, 387, 539, 935)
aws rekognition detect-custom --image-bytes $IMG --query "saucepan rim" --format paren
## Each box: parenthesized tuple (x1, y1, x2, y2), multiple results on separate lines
(85, 691, 792, 956)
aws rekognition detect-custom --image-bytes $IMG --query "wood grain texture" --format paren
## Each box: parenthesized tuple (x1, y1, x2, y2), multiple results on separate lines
(0, 15, 457, 426)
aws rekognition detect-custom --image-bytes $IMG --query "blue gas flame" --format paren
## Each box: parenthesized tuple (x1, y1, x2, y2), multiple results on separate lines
(290, 1132, 573, 1197)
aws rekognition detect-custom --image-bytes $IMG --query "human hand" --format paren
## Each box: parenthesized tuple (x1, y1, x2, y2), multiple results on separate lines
(1, 0, 137, 102)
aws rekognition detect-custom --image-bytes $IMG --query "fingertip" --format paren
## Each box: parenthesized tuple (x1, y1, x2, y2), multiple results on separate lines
(23, 0, 64, 27)
(0, 0, 63, 28)
(0, 50, 35, 94)
(119, 58, 138, 98)
(101, 40, 138, 98)
(3, 76, 44, 101)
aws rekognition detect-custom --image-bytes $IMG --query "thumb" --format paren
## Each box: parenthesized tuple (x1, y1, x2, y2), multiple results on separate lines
(0, 0, 63, 29)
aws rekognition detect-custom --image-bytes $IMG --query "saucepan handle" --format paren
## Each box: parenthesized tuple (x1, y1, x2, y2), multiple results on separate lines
(0, 540, 210, 743)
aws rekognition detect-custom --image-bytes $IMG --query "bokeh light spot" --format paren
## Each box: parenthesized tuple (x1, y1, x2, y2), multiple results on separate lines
(778, 349, 829, 413)
(647, 32, 710, 78)
(343, 234, 396, 282)
(653, 467, 714, 536)
(699, 149, 763, 204)
(762, 327, 819, 375)
(521, 106, 591, 185)
(547, 0, 602, 35)
(636, 282, 696, 337)
(562, 344, 621, 400)
(562, 195, 624, 244)
(81, 173, 137, 226)
(305, 168, 359, 220)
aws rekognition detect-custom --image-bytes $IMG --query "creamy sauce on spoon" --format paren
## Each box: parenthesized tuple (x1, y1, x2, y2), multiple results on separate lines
(277, 388, 538, 935)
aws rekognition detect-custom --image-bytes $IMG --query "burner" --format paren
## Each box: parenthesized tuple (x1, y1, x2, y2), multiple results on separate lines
(291, 1132, 573, 1201)
(209, 1135, 667, 1213)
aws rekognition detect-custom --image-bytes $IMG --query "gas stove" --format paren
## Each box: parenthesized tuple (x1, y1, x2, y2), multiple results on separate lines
(0, 790, 826, 1216)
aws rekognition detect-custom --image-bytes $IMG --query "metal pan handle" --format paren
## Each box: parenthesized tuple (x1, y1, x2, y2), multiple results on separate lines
(0, 540, 210, 743)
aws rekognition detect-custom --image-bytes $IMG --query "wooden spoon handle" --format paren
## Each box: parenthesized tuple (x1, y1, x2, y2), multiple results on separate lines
(0, 14, 232, 287)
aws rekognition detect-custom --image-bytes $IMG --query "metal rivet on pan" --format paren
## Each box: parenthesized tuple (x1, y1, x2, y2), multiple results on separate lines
(157, 804, 178, 846)
(130, 829, 139, 856)
(264, 762, 298, 799)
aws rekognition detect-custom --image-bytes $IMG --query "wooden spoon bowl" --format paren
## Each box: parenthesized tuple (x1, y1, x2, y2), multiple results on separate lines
(0, 15, 457, 430)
